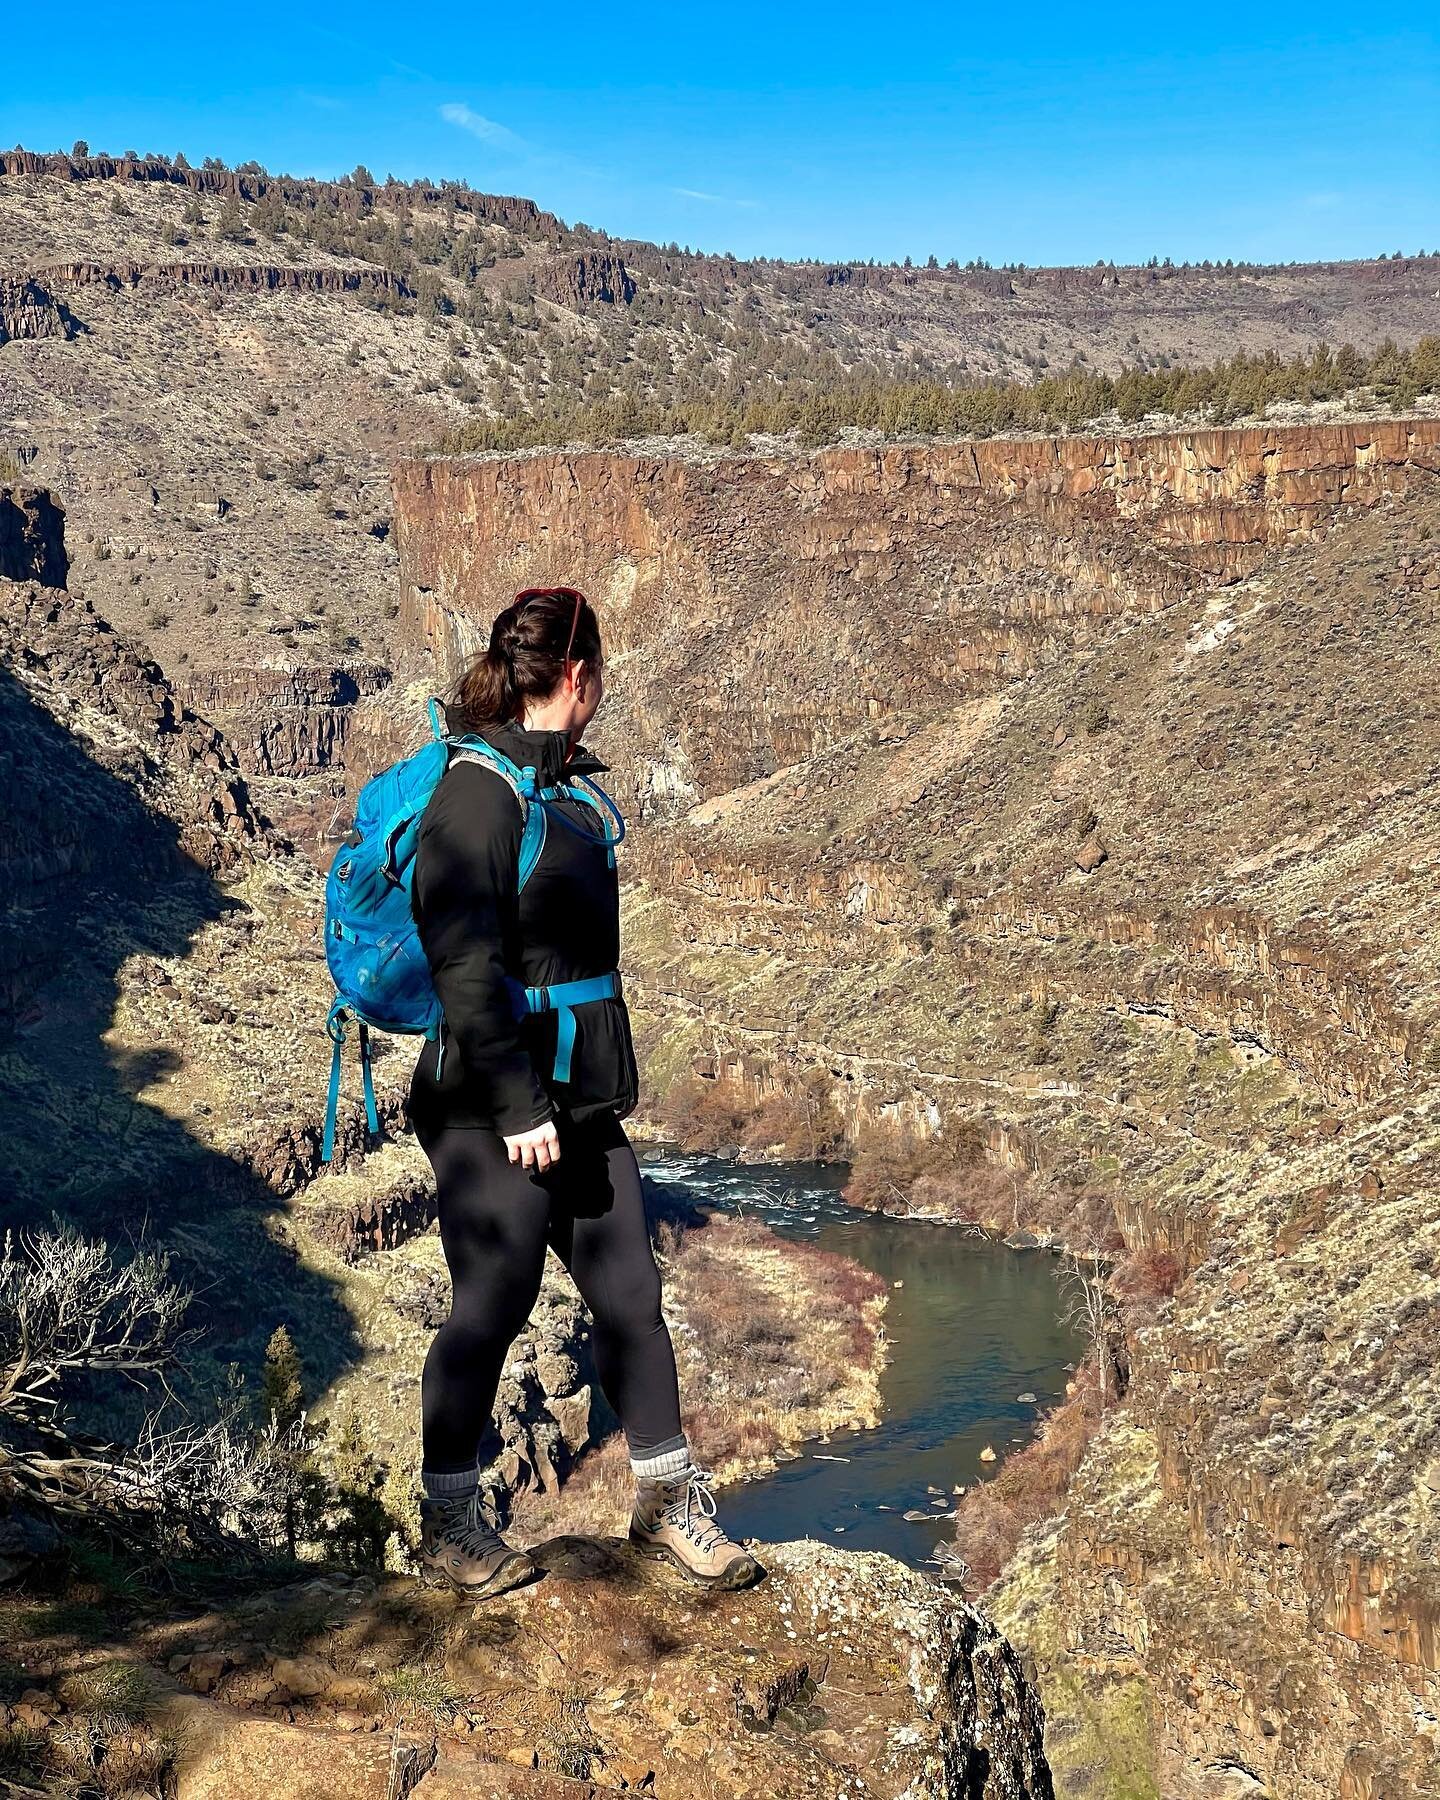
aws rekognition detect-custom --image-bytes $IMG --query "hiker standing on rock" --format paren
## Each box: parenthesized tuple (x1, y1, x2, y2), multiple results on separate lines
(406, 587, 759, 1598)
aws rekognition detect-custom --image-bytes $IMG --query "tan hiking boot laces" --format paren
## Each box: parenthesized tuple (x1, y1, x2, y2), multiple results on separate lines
(668, 1464, 729, 1552)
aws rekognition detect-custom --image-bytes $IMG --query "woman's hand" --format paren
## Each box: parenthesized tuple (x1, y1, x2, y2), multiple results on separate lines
(504, 1120, 561, 1173)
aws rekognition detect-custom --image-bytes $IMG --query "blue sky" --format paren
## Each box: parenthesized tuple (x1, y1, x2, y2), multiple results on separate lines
(6, 3, 1438, 267)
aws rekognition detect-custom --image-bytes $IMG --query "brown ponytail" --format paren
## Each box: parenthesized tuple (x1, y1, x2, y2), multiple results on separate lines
(451, 587, 601, 729)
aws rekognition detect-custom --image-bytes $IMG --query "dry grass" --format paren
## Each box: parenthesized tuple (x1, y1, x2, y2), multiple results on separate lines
(842, 1117, 1029, 1226)
(951, 1361, 1106, 1594)
(1112, 1245, 1185, 1328)
(1046, 1188, 1124, 1251)
(659, 1073, 844, 1162)
(510, 1210, 887, 1539)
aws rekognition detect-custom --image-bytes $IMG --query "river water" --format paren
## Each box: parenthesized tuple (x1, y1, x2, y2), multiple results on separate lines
(637, 1147, 1083, 1571)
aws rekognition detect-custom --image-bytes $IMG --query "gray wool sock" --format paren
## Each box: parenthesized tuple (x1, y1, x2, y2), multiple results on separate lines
(630, 1435, 691, 1483)
(421, 1464, 480, 1502)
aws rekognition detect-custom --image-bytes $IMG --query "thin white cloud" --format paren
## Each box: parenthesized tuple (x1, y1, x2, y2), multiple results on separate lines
(673, 186, 758, 210)
(439, 103, 527, 152)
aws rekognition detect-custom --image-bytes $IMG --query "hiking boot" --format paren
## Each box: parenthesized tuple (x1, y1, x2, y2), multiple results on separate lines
(629, 1463, 762, 1589)
(419, 1492, 535, 1598)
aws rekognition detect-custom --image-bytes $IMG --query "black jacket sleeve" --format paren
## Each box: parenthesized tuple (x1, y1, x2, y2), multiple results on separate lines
(412, 762, 555, 1136)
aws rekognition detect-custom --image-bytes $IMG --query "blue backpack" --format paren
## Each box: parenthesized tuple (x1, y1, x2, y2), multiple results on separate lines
(321, 698, 624, 1162)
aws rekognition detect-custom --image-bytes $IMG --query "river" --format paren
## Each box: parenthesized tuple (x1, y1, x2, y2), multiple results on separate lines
(637, 1146, 1084, 1572)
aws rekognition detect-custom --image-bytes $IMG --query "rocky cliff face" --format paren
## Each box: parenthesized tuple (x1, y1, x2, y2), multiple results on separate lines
(393, 420, 1440, 810)
(531, 251, 637, 309)
(0, 495, 258, 1032)
(0, 485, 69, 587)
(178, 662, 392, 776)
(392, 426, 1440, 1797)
(0, 275, 75, 344)
(30, 260, 415, 300)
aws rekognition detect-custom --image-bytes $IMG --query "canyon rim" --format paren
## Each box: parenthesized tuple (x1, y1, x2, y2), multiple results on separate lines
(2, 144, 1440, 1799)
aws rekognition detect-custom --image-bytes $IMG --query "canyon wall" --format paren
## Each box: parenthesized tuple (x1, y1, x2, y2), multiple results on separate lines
(0, 492, 258, 1032)
(178, 662, 392, 777)
(392, 420, 1440, 810)
(396, 428, 1440, 661)
(392, 425, 1440, 1797)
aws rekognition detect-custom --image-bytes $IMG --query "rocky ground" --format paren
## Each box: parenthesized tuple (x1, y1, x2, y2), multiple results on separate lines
(0, 1538, 1049, 1799)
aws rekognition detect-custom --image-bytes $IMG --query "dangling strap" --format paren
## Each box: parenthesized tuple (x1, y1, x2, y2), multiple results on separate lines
(323, 1029, 343, 1163)
(358, 1023, 379, 1136)
(434, 1016, 447, 1081)
(322, 1000, 348, 1163)
(322, 1002, 378, 1163)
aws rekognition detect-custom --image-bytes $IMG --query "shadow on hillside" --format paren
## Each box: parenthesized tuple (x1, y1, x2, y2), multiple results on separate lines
(0, 667, 361, 1421)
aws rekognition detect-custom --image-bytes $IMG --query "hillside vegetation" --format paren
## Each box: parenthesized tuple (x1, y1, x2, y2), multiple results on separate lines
(4, 146, 1440, 684)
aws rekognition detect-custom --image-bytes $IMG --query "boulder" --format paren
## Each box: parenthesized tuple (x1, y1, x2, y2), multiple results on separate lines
(269, 1654, 337, 1699)
(1074, 835, 1108, 873)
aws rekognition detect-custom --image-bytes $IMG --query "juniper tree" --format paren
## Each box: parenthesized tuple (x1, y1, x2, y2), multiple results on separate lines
(216, 194, 247, 242)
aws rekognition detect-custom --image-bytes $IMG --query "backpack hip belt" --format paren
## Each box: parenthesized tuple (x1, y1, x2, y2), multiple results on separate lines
(506, 972, 621, 1084)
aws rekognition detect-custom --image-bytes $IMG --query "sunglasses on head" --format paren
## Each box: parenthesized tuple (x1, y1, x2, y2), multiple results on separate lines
(512, 586, 588, 668)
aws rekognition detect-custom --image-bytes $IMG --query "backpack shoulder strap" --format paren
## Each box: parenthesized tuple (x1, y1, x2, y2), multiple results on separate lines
(447, 739, 534, 809)
(445, 741, 549, 893)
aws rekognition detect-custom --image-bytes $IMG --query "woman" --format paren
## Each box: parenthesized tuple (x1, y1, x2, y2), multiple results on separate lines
(407, 586, 760, 1599)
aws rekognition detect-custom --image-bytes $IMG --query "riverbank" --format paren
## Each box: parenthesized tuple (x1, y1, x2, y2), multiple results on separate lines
(621, 1150, 1082, 1572)
(506, 1194, 890, 1543)
(630, 1087, 1110, 1254)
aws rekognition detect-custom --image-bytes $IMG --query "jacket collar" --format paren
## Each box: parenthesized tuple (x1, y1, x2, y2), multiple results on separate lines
(446, 707, 608, 784)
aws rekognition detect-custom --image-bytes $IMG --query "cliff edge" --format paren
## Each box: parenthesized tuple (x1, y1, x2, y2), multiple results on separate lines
(2, 1538, 1052, 1798)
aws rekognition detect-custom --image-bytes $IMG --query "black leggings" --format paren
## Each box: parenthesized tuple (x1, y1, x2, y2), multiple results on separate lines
(417, 1110, 683, 1473)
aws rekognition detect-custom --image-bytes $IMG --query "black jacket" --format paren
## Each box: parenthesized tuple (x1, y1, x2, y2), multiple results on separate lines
(407, 718, 640, 1137)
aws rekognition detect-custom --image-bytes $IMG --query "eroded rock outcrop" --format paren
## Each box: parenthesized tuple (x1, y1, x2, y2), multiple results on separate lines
(532, 251, 637, 309)
(32, 260, 415, 300)
(179, 662, 392, 776)
(0, 485, 68, 586)
(0, 275, 75, 344)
